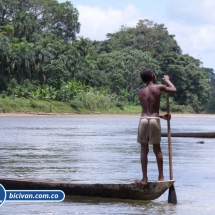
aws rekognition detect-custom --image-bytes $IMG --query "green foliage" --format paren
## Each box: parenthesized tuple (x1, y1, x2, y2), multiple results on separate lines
(7, 78, 38, 98)
(0, 97, 75, 113)
(56, 79, 86, 101)
(13, 11, 40, 41)
(46, 1, 80, 41)
(6, 78, 18, 96)
(75, 68, 108, 88)
(0, 0, 80, 41)
(71, 89, 118, 111)
(159, 53, 210, 112)
(0, 25, 14, 39)
(205, 68, 215, 113)
(104, 19, 181, 56)
(160, 96, 195, 113)
(0, 0, 213, 113)
(70, 100, 84, 110)
(30, 85, 57, 101)
(30, 100, 46, 110)
(206, 97, 215, 113)
(0, 34, 10, 78)
(10, 39, 35, 83)
(0, 75, 8, 91)
(44, 59, 69, 89)
(97, 47, 161, 101)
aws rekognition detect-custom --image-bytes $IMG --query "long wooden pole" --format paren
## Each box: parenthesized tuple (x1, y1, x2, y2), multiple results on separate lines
(166, 93, 177, 204)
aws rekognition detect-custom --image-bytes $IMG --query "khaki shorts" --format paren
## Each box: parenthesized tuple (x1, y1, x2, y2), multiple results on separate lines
(137, 117, 161, 144)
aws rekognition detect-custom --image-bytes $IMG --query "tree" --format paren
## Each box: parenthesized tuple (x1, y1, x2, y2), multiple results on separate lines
(97, 47, 161, 101)
(0, 34, 10, 77)
(9, 39, 35, 83)
(44, 59, 69, 89)
(0, 0, 80, 42)
(0, 25, 14, 39)
(32, 32, 56, 84)
(48, 1, 80, 41)
(205, 68, 215, 113)
(0, 0, 19, 26)
(13, 11, 39, 41)
(159, 52, 210, 112)
(73, 36, 93, 58)
(104, 19, 181, 57)
(61, 37, 96, 80)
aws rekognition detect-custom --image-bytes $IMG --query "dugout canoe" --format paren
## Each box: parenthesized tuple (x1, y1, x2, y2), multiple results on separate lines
(161, 132, 215, 138)
(0, 178, 175, 201)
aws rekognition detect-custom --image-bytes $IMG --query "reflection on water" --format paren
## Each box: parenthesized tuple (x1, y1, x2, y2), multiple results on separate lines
(0, 115, 215, 214)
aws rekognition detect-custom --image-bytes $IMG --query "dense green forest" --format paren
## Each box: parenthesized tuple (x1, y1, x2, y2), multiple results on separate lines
(0, 0, 215, 113)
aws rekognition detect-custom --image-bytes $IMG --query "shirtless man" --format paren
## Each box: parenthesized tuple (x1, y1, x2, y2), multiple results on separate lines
(136, 68, 177, 185)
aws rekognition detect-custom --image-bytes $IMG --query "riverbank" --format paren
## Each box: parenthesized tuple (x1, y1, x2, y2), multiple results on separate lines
(1, 97, 213, 117)
(0, 97, 142, 115)
(0, 96, 202, 116)
(0, 112, 215, 117)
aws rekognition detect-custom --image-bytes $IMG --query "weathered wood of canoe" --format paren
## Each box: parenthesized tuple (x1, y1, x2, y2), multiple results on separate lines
(161, 132, 215, 138)
(0, 178, 175, 201)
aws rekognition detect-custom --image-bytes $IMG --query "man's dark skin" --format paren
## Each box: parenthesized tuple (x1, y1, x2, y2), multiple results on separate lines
(136, 73, 177, 185)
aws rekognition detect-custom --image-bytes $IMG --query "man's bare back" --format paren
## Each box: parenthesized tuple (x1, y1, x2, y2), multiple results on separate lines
(139, 75, 176, 117)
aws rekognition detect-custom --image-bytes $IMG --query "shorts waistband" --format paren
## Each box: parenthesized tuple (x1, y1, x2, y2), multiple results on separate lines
(140, 117, 160, 119)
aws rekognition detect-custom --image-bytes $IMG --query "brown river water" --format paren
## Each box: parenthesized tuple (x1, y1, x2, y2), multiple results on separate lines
(0, 115, 215, 214)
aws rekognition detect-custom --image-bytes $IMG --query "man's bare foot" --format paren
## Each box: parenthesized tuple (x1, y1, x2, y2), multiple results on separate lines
(158, 176, 164, 181)
(135, 179, 148, 185)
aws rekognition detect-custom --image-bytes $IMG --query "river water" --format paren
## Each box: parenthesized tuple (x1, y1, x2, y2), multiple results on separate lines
(0, 115, 215, 214)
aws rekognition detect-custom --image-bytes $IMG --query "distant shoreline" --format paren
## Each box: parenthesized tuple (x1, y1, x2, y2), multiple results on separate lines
(0, 113, 215, 118)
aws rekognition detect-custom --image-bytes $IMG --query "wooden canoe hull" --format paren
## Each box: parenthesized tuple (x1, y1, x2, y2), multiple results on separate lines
(161, 132, 215, 138)
(0, 178, 175, 200)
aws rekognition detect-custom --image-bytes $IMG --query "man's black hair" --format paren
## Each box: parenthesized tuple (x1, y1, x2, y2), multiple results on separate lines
(140, 68, 154, 83)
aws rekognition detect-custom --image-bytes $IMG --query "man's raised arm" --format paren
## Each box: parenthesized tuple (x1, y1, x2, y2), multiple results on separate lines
(162, 75, 177, 93)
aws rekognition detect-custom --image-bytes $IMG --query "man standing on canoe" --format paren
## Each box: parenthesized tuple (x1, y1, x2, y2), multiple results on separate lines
(136, 68, 177, 185)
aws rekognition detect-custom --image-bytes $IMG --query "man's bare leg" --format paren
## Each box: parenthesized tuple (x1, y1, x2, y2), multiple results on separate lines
(136, 143, 149, 185)
(153, 144, 164, 181)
